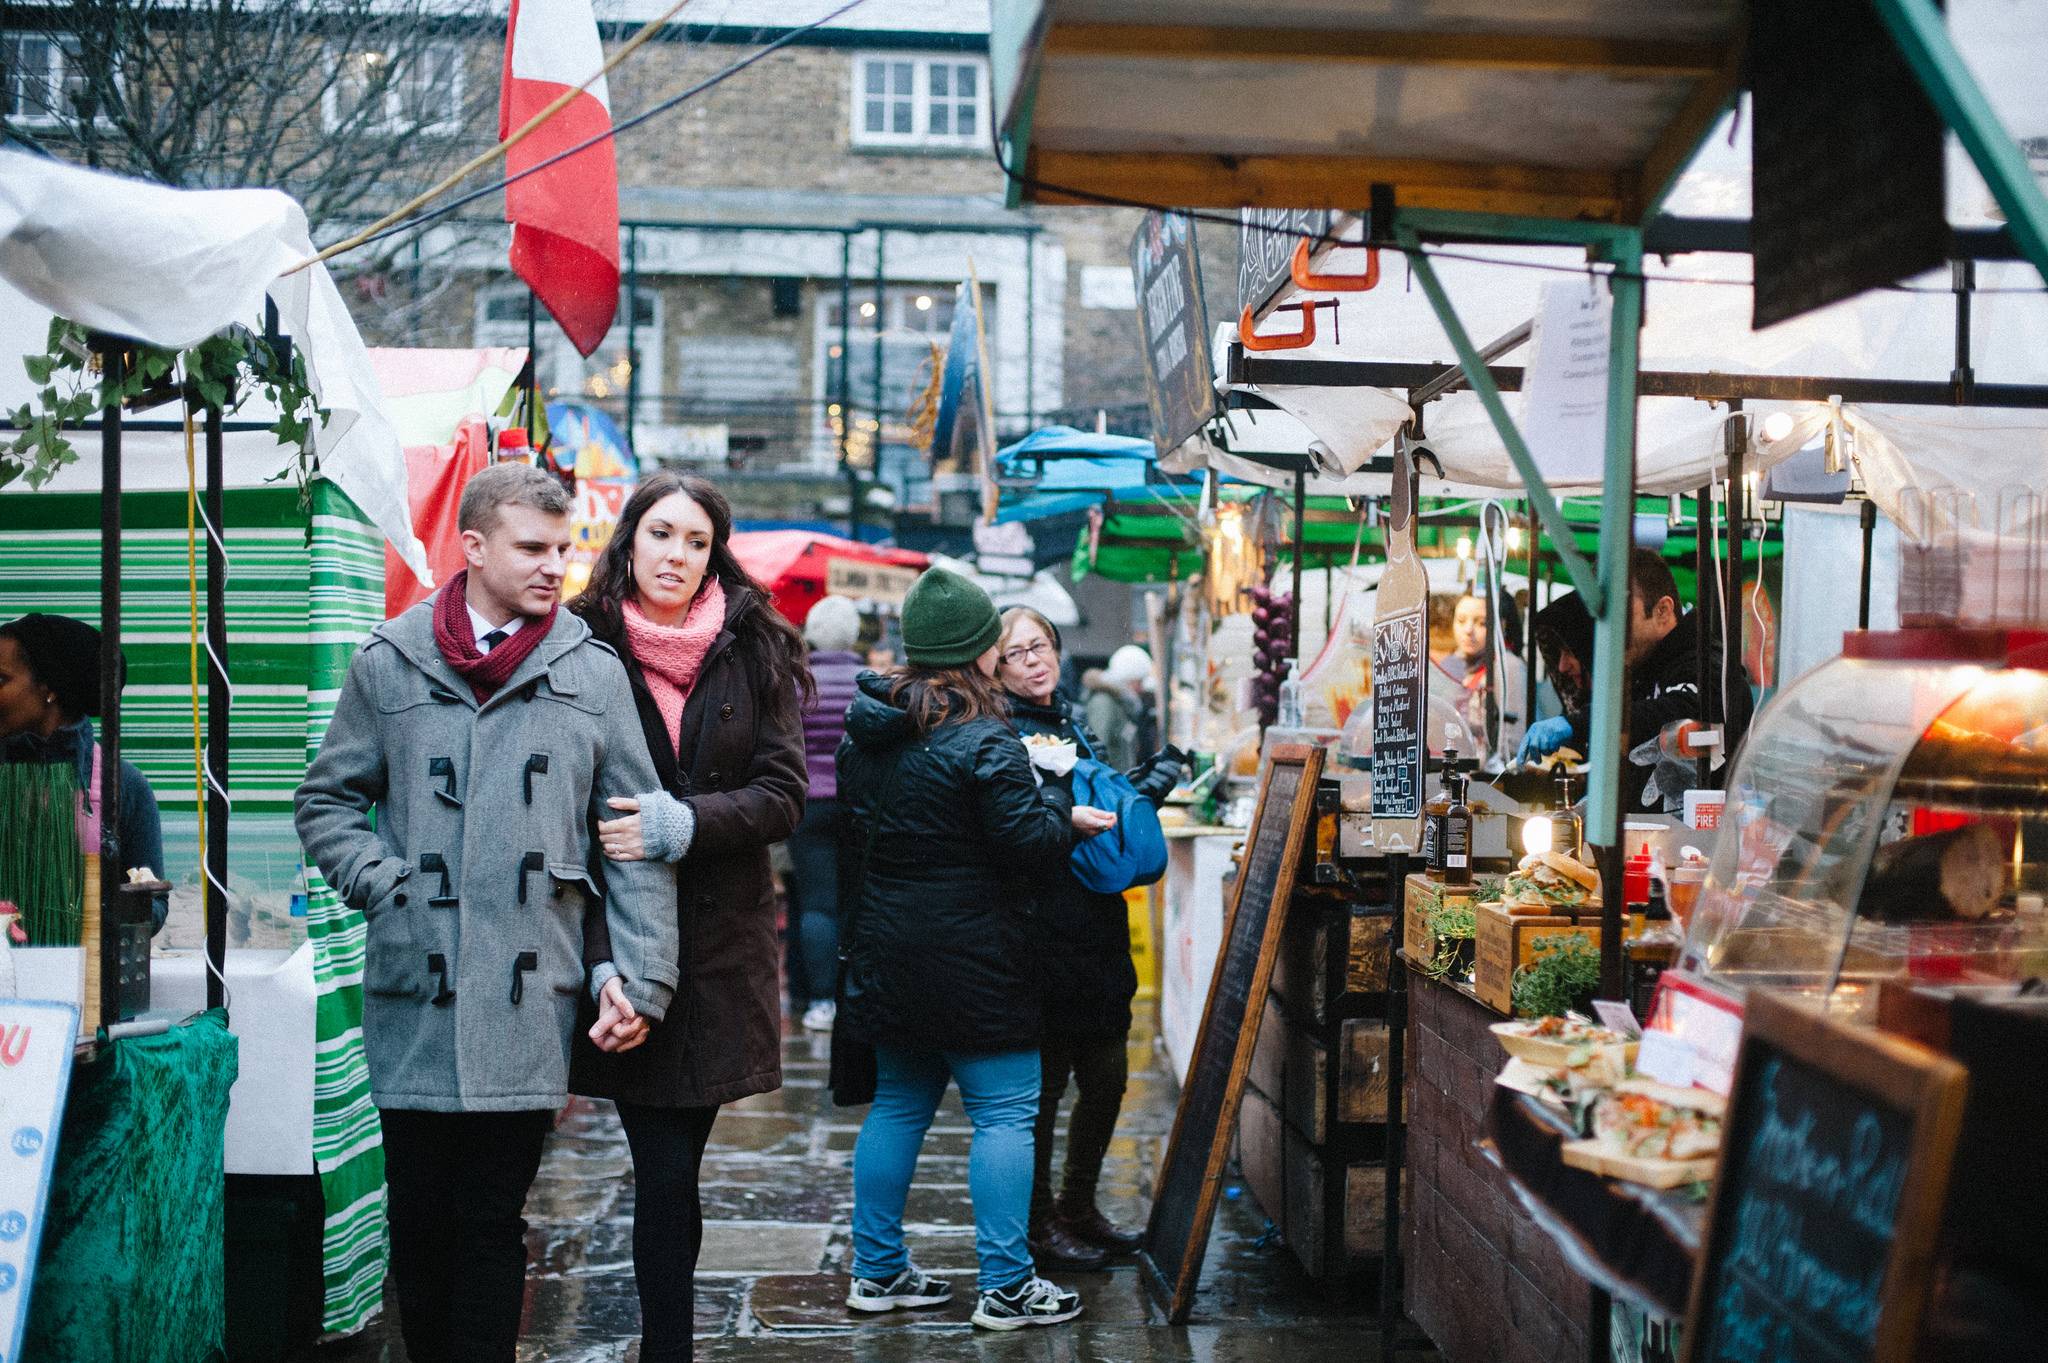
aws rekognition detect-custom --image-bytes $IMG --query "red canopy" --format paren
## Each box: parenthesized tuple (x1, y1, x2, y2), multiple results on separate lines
(730, 530, 929, 625)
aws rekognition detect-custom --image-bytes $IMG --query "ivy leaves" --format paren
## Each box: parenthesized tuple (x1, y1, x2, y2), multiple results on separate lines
(3, 316, 329, 507)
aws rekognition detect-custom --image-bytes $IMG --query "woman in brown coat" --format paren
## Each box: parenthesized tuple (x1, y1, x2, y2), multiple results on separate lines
(569, 471, 810, 1363)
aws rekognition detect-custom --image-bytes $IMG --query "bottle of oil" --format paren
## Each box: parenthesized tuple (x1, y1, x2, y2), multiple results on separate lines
(1442, 765, 1474, 886)
(1421, 747, 1458, 877)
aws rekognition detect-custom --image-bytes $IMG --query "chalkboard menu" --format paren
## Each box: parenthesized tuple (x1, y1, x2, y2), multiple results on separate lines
(1683, 991, 1967, 1363)
(1749, 0, 1945, 328)
(1238, 208, 1331, 319)
(1131, 211, 1216, 455)
(1141, 743, 1324, 1324)
(1370, 610, 1424, 819)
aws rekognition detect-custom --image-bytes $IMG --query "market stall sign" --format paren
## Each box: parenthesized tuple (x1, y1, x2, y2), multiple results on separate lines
(1371, 446, 1428, 850)
(0, 999, 78, 1363)
(1238, 209, 1332, 320)
(1522, 278, 1613, 485)
(1748, 0, 1945, 328)
(1131, 211, 1215, 456)
(1141, 743, 1324, 1324)
(1682, 991, 1966, 1363)
(824, 558, 920, 605)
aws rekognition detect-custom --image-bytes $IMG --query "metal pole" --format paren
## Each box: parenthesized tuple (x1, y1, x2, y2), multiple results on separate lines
(1859, 499, 1878, 629)
(1590, 234, 1645, 1005)
(1290, 467, 1305, 662)
(1694, 482, 1714, 790)
(1025, 235, 1037, 431)
(525, 290, 540, 437)
(1380, 852, 1410, 1357)
(98, 343, 124, 1022)
(1524, 502, 1539, 732)
(871, 226, 886, 465)
(1952, 259, 1975, 405)
(839, 231, 856, 528)
(1725, 445, 1745, 724)
(624, 225, 640, 453)
(205, 403, 229, 1013)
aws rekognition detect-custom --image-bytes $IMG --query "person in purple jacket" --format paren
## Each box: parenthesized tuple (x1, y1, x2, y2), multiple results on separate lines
(787, 594, 866, 1030)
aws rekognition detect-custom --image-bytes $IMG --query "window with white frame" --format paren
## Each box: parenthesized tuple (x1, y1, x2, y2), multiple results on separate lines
(476, 283, 663, 427)
(2, 32, 95, 127)
(851, 55, 985, 149)
(324, 41, 465, 137)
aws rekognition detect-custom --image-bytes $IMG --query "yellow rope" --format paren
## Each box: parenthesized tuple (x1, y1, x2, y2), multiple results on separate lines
(184, 400, 206, 859)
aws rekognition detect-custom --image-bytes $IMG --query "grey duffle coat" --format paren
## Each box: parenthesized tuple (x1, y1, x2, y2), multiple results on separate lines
(295, 597, 680, 1112)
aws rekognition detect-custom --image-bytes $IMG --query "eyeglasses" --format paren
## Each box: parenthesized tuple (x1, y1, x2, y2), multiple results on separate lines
(1000, 639, 1055, 667)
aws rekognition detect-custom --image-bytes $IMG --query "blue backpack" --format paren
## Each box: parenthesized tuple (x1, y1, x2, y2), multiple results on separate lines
(1067, 729, 1169, 894)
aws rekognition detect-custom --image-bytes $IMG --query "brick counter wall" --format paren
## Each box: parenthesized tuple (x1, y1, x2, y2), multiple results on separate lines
(1403, 966, 1592, 1363)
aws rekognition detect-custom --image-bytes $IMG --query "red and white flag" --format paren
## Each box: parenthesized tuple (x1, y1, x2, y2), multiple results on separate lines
(500, 0, 620, 356)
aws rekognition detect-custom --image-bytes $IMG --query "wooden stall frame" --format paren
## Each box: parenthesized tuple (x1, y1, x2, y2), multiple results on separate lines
(1680, 990, 1969, 1363)
(1140, 742, 1325, 1324)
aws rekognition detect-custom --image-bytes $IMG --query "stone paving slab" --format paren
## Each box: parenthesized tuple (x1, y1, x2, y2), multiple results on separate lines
(289, 1016, 1434, 1363)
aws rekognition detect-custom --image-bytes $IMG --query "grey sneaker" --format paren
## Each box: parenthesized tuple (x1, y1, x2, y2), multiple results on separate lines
(970, 1275, 1084, 1331)
(846, 1263, 953, 1312)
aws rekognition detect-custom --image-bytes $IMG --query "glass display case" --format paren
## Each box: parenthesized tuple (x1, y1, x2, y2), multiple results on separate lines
(1677, 636, 2048, 1019)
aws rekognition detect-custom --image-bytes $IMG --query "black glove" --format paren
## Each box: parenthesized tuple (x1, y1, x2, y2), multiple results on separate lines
(1127, 745, 1188, 804)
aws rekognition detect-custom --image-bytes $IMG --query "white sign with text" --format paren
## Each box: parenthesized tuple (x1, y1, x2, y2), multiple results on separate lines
(0, 999, 79, 1363)
(1522, 279, 1614, 485)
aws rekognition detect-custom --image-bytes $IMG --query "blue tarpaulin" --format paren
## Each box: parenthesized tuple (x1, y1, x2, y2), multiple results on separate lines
(993, 426, 1198, 525)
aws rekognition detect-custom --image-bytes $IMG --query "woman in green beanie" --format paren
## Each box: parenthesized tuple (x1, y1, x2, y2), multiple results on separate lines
(835, 567, 1114, 1332)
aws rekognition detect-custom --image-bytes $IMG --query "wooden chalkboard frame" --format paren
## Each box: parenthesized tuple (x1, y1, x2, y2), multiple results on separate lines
(1680, 990, 1968, 1363)
(1140, 742, 1325, 1324)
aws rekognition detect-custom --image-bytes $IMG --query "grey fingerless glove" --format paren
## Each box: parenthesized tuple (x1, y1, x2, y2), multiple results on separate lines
(636, 789, 697, 864)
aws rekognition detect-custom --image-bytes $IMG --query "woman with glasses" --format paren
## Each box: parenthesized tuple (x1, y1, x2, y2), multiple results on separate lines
(994, 608, 1183, 1269)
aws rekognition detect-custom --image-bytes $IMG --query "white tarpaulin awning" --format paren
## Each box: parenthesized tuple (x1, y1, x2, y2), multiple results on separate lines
(0, 150, 428, 582)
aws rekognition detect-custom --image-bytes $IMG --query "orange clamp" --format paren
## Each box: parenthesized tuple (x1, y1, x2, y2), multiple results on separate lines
(1239, 301, 1326, 352)
(1291, 239, 1380, 292)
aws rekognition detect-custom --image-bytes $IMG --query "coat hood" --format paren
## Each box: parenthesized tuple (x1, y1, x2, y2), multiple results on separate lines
(845, 670, 917, 752)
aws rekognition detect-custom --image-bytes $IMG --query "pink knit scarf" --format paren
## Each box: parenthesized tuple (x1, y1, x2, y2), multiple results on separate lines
(624, 578, 727, 754)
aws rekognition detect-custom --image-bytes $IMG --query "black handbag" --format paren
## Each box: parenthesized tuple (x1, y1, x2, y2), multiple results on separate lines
(828, 748, 902, 1107)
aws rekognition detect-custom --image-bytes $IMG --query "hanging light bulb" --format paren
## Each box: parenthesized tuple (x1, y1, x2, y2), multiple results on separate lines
(1760, 410, 1796, 444)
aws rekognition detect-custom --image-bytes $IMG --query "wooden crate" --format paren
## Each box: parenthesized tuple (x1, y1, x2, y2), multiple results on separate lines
(1403, 873, 1479, 970)
(1471, 901, 1602, 1014)
(1272, 898, 1392, 1028)
(1238, 1083, 1389, 1279)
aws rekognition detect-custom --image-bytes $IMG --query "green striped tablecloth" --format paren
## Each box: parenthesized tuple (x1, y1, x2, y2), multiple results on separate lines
(0, 479, 388, 1336)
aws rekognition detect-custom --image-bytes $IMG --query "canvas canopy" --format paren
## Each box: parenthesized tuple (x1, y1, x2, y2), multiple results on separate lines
(0, 150, 427, 582)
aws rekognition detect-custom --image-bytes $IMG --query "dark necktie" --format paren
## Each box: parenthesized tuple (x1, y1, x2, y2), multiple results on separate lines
(479, 628, 509, 653)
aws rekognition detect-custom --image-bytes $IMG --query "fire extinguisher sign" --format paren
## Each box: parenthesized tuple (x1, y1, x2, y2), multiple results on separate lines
(0, 999, 78, 1363)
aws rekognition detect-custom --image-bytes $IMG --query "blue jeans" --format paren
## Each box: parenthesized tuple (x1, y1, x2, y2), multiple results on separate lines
(851, 1046, 1040, 1293)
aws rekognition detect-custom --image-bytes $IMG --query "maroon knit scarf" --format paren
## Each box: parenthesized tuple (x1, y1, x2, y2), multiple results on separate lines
(432, 570, 557, 701)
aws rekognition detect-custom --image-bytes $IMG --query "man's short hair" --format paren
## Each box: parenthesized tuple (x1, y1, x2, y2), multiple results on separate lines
(1629, 548, 1680, 616)
(458, 461, 572, 535)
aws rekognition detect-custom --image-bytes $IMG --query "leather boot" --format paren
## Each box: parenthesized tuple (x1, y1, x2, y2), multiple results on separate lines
(1054, 1197, 1144, 1253)
(1028, 1216, 1110, 1270)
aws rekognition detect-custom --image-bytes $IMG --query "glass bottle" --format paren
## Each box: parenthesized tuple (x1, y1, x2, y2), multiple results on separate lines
(1442, 765, 1475, 886)
(1421, 746, 1458, 877)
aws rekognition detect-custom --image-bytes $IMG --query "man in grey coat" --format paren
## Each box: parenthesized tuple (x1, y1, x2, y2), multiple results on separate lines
(296, 462, 679, 1363)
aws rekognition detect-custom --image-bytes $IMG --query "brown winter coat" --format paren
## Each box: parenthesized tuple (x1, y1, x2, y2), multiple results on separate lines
(571, 581, 808, 1108)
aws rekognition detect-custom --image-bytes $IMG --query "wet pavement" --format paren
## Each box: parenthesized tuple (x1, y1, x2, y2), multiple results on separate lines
(299, 1020, 1439, 1362)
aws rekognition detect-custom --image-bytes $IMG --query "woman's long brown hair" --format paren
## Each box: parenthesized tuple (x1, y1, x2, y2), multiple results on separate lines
(885, 662, 1012, 734)
(570, 471, 814, 715)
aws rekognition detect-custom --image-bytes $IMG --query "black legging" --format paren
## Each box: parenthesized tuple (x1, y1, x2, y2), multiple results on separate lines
(616, 1102, 722, 1363)
(1029, 1036, 1129, 1225)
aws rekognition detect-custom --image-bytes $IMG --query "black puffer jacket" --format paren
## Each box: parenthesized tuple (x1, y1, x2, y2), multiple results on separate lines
(836, 672, 1074, 1055)
(1006, 695, 1139, 1041)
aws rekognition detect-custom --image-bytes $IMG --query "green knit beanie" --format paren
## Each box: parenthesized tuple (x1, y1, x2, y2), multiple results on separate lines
(900, 567, 1001, 668)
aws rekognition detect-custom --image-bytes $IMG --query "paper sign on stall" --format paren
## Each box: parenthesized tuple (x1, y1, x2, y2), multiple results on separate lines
(1522, 279, 1613, 485)
(0, 999, 79, 1363)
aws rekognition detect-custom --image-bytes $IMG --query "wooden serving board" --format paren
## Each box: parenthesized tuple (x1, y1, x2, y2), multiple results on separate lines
(1559, 1138, 1715, 1189)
